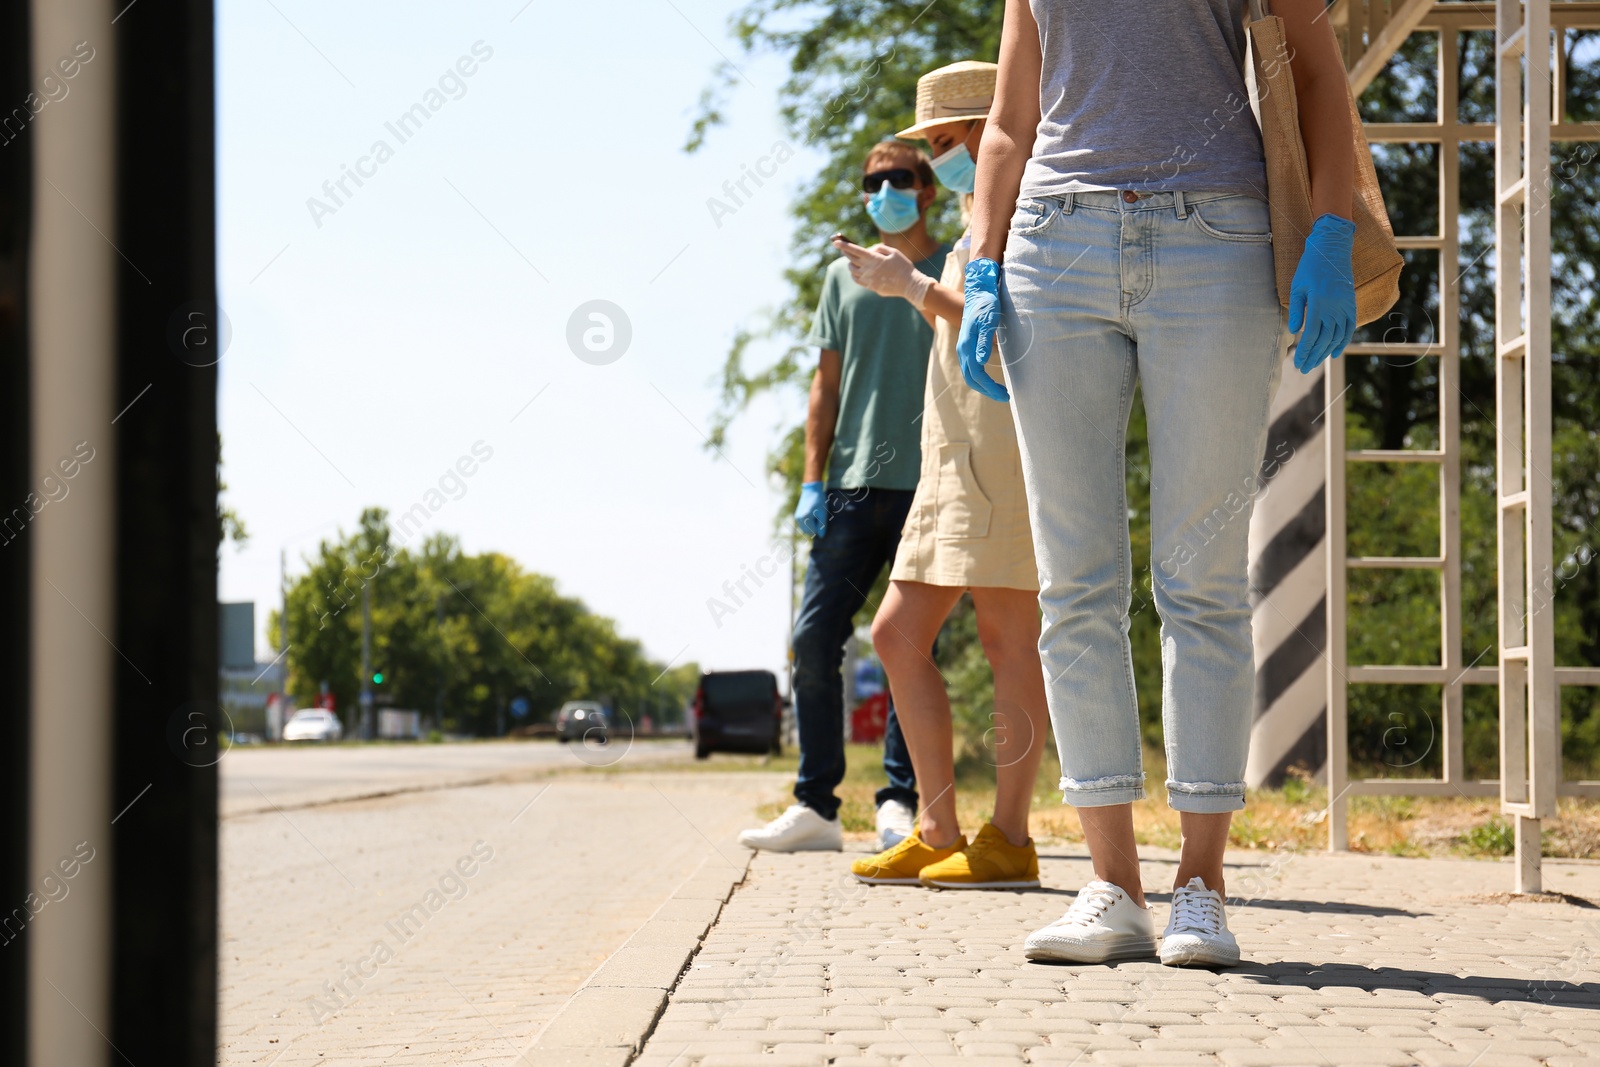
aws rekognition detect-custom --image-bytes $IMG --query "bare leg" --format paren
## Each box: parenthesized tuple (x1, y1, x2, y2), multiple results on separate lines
(871, 581, 965, 847)
(1174, 811, 1231, 896)
(969, 586, 1048, 847)
(1076, 804, 1145, 907)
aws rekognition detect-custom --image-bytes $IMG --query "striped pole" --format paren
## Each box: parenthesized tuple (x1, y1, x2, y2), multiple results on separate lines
(1246, 356, 1329, 787)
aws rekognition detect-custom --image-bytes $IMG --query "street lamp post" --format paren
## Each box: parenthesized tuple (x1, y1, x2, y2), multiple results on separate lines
(359, 583, 373, 741)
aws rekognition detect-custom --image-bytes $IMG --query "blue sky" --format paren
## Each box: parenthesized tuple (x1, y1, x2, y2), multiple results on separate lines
(218, 0, 825, 679)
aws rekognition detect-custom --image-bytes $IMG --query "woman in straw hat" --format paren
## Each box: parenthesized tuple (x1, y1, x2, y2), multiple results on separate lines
(959, 0, 1358, 968)
(833, 61, 1050, 893)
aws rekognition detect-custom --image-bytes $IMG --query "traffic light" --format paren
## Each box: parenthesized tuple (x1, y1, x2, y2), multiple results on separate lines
(372, 671, 385, 685)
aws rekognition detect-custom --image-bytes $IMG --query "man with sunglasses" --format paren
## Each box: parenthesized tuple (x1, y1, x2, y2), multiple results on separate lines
(739, 142, 950, 854)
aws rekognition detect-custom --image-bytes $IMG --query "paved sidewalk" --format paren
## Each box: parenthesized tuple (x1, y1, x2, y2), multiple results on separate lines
(633, 842, 1600, 1066)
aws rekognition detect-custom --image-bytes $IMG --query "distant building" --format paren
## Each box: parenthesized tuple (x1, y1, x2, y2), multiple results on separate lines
(219, 601, 284, 738)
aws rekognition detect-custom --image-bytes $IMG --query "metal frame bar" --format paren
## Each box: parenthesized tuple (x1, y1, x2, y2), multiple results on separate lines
(1325, 5, 1463, 851)
(1322, 4, 1598, 892)
(1349, 0, 1441, 94)
(1495, 0, 1560, 892)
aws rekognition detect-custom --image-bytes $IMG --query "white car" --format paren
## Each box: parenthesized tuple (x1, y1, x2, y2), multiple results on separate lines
(282, 709, 343, 742)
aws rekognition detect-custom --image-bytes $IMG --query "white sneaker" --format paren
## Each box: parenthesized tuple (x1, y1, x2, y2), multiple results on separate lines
(1023, 880, 1156, 963)
(1160, 876, 1240, 967)
(737, 804, 842, 852)
(876, 799, 915, 850)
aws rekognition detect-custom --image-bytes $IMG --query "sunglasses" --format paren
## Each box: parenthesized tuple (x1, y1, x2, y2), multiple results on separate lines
(862, 168, 918, 194)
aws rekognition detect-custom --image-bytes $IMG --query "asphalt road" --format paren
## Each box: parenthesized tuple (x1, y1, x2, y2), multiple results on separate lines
(220, 737, 695, 816)
(220, 741, 784, 1066)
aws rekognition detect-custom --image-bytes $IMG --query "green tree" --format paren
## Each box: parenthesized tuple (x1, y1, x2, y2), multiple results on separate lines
(217, 433, 248, 551)
(271, 509, 696, 737)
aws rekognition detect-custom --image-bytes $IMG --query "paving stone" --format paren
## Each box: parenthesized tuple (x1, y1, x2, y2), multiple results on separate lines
(1219, 1051, 1330, 1067)
(1088, 1051, 1223, 1065)
(624, 829, 1600, 1065)
(1137, 1037, 1261, 1051)
(1414, 1054, 1549, 1067)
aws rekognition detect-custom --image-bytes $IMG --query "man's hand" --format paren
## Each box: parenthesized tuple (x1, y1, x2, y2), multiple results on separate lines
(957, 258, 1009, 402)
(833, 238, 933, 309)
(794, 481, 829, 539)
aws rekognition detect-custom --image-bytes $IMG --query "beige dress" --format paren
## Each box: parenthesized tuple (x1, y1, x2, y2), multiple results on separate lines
(890, 233, 1037, 591)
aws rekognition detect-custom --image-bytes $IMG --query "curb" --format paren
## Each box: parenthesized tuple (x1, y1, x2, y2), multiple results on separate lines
(522, 849, 754, 1066)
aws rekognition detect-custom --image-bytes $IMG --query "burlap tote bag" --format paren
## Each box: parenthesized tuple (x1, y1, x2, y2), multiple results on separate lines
(1247, 0, 1403, 326)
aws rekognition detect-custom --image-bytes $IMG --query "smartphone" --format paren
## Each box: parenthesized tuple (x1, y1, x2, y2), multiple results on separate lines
(830, 232, 858, 248)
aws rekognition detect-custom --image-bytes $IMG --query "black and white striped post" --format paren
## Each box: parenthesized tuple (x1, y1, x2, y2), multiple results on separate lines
(1246, 355, 1328, 788)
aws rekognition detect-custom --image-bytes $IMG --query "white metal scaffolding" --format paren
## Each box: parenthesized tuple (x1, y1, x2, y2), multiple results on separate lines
(1322, 1, 1600, 892)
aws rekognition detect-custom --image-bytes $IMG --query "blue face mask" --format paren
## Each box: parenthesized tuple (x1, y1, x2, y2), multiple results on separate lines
(865, 183, 922, 234)
(932, 142, 977, 194)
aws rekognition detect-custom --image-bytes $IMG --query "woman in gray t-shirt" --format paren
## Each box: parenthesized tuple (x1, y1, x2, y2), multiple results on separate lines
(956, 0, 1359, 968)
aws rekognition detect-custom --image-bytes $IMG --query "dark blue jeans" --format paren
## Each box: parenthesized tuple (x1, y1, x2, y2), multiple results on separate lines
(792, 487, 919, 821)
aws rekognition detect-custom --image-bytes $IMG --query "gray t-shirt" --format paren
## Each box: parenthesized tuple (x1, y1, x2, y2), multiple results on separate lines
(1020, 0, 1267, 199)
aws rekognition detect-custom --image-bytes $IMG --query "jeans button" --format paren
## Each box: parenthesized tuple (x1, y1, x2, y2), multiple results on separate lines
(1121, 190, 1138, 204)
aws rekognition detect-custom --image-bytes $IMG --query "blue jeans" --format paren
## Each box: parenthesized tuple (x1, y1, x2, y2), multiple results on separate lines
(999, 190, 1287, 813)
(792, 487, 919, 820)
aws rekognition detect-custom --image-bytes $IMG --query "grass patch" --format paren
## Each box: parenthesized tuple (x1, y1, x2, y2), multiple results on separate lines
(1462, 817, 1516, 856)
(673, 743, 1600, 860)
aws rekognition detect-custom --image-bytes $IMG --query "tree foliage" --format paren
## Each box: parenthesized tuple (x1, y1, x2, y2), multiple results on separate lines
(269, 508, 695, 736)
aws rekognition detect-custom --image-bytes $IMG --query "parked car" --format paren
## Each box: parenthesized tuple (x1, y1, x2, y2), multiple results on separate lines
(282, 708, 343, 743)
(692, 670, 782, 759)
(555, 701, 610, 743)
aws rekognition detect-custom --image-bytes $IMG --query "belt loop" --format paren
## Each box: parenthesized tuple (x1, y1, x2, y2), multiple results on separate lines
(1062, 191, 1075, 215)
(1174, 191, 1188, 219)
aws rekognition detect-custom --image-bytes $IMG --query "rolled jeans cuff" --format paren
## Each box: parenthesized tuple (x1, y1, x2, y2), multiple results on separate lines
(1165, 779, 1247, 814)
(1058, 773, 1145, 808)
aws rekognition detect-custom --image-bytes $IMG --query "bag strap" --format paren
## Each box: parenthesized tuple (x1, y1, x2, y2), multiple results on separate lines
(1248, 0, 1269, 21)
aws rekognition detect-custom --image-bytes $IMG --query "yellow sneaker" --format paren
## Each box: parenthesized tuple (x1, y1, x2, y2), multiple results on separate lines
(850, 832, 967, 885)
(918, 822, 1040, 889)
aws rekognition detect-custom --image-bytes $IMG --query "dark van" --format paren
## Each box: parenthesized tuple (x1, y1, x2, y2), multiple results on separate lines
(692, 669, 783, 759)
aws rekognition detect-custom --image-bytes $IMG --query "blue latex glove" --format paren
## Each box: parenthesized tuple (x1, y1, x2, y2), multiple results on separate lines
(1289, 213, 1358, 375)
(794, 481, 829, 539)
(956, 257, 1010, 402)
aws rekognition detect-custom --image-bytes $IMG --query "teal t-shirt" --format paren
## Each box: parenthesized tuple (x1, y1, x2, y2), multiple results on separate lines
(805, 243, 950, 491)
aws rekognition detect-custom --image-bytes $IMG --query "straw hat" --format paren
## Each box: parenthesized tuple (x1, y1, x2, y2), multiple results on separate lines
(896, 60, 998, 139)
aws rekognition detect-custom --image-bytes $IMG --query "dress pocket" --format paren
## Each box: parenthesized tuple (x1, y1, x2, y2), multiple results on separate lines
(933, 442, 993, 541)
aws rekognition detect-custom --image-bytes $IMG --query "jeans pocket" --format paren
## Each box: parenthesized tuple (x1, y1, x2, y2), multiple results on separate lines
(933, 442, 993, 541)
(1188, 195, 1272, 243)
(1010, 197, 1055, 237)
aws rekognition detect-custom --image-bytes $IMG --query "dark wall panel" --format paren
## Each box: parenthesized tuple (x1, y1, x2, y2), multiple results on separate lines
(0, 0, 33, 1061)
(111, 0, 218, 1061)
